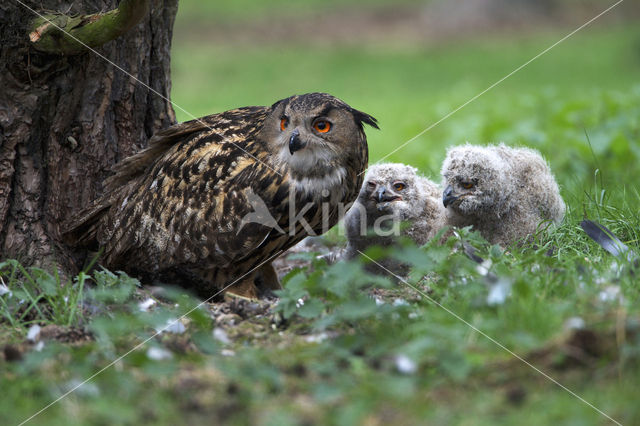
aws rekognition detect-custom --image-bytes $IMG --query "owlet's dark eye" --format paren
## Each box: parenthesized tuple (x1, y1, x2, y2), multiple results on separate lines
(367, 181, 376, 189)
(393, 182, 405, 191)
(280, 117, 288, 131)
(461, 182, 474, 189)
(313, 120, 331, 133)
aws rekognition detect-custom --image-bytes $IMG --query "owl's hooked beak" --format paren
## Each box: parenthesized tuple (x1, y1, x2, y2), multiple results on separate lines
(443, 185, 459, 208)
(372, 186, 401, 203)
(288, 129, 306, 155)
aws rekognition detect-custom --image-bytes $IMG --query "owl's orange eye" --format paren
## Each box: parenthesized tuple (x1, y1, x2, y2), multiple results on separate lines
(313, 120, 331, 133)
(280, 117, 288, 131)
(393, 182, 405, 191)
(461, 182, 474, 189)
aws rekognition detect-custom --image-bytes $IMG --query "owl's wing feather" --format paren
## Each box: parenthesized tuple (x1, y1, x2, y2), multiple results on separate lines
(63, 117, 213, 246)
(63, 108, 268, 251)
(97, 107, 288, 270)
(104, 117, 215, 192)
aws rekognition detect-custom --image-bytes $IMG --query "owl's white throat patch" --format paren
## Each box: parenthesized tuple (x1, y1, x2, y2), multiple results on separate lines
(290, 166, 347, 201)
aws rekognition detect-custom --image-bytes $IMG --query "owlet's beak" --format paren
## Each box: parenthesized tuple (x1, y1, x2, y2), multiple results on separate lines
(443, 185, 459, 208)
(375, 187, 398, 203)
(370, 186, 401, 203)
(289, 129, 306, 155)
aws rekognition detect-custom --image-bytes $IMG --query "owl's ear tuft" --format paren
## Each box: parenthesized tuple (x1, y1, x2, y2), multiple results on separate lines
(270, 97, 291, 112)
(351, 109, 379, 130)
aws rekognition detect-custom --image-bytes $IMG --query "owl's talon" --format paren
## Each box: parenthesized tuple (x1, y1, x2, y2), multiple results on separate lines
(224, 291, 259, 302)
(225, 274, 260, 300)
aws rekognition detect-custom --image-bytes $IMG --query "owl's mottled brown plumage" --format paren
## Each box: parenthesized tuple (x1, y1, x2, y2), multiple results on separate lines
(64, 93, 378, 298)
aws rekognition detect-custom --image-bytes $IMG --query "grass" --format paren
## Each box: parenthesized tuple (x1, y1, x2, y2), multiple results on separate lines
(0, 260, 89, 329)
(174, 0, 425, 25)
(171, 23, 640, 187)
(2, 5, 640, 426)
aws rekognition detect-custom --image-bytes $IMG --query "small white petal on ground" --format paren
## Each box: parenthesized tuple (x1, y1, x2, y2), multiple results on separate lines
(304, 332, 330, 343)
(394, 354, 417, 374)
(476, 259, 493, 276)
(0, 283, 12, 297)
(213, 327, 231, 344)
(63, 379, 100, 397)
(138, 298, 157, 312)
(487, 278, 512, 306)
(564, 316, 586, 330)
(147, 346, 173, 361)
(26, 324, 41, 342)
(598, 285, 623, 303)
(156, 318, 186, 334)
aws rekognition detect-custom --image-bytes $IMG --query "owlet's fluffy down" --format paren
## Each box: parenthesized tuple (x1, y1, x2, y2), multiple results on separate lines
(441, 143, 565, 247)
(64, 93, 378, 299)
(344, 163, 446, 275)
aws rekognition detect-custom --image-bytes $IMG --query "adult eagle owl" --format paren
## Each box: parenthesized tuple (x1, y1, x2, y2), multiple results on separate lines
(441, 143, 565, 247)
(64, 93, 378, 298)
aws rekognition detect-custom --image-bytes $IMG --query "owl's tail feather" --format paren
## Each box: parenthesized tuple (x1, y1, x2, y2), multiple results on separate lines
(61, 196, 113, 248)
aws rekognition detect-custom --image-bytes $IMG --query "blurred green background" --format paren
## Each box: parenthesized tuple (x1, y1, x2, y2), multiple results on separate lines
(172, 0, 640, 206)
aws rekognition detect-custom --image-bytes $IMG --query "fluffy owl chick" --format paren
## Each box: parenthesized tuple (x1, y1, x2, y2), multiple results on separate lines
(344, 163, 446, 275)
(441, 143, 565, 247)
(64, 93, 378, 299)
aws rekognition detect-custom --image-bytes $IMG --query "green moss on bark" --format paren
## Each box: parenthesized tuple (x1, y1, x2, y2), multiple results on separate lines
(29, 0, 149, 55)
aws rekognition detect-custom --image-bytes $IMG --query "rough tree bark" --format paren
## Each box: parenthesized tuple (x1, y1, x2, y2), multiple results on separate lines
(0, 0, 178, 271)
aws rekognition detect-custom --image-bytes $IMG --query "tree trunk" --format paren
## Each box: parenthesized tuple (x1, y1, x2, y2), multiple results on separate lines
(0, 0, 178, 272)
